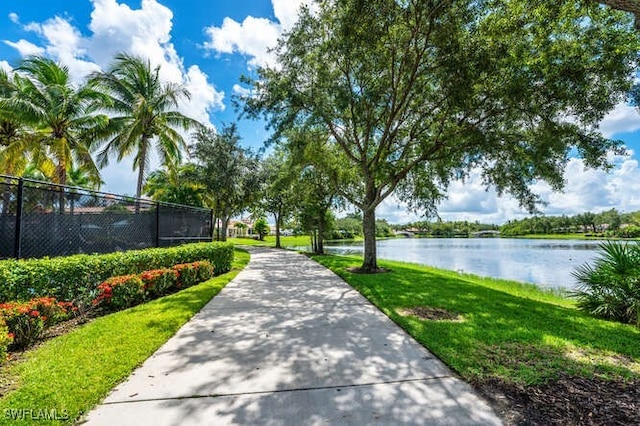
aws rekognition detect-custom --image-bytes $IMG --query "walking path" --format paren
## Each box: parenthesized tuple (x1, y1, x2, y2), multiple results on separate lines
(84, 247, 501, 425)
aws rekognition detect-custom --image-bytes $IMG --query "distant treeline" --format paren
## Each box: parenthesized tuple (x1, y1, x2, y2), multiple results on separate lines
(329, 209, 640, 240)
(499, 209, 640, 238)
(391, 220, 499, 238)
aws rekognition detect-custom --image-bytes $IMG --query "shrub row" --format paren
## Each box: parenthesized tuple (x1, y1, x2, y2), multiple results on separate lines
(0, 297, 75, 352)
(0, 260, 217, 362)
(0, 242, 233, 303)
(94, 261, 215, 311)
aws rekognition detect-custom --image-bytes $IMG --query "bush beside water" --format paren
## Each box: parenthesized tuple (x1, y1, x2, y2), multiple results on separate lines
(572, 241, 640, 327)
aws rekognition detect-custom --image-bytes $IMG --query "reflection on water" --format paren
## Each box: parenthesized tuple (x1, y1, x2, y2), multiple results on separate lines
(294, 238, 606, 290)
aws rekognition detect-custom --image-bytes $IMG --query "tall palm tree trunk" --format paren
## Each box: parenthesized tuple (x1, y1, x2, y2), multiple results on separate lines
(135, 137, 149, 213)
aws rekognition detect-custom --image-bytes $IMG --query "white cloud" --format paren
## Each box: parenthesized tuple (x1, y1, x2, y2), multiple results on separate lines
(0, 60, 11, 73)
(203, 16, 280, 68)
(8, 13, 19, 24)
(36, 17, 100, 79)
(599, 103, 640, 138)
(271, 0, 313, 30)
(233, 84, 250, 97)
(3, 39, 44, 57)
(88, 0, 174, 68)
(181, 65, 225, 124)
(376, 154, 640, 225)
(203, 0, 316, 69)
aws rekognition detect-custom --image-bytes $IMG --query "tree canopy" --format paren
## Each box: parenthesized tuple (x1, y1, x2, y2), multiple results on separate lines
(89, 53, 201, 199)
(189, 124, 262, 241)
(242, 0, 640, 271)
(0, 57, 107, 187)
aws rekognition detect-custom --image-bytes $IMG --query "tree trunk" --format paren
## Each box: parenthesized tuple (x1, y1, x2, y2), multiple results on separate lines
(361, 207, 378, 272)
(311, 230, 317, 253)
(220, 216, 229, 242)
(316, 214, 325, 254)
(275, 212, 281, 249)
(135, 138, 148, 214)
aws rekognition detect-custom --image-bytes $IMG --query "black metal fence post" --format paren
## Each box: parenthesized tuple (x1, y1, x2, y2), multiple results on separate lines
(13, 178, 24, 259)
(210, 209, 214, 241)
(155, 201, 160, 248)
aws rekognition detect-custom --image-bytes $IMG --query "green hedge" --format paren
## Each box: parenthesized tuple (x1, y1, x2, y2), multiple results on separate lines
(0, 242, 234, 303)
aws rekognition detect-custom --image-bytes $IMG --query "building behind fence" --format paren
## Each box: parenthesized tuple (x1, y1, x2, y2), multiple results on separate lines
(0, 174, 213, 259)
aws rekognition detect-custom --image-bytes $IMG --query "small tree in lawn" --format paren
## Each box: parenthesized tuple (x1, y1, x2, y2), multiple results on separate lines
(253, 218, 270, 241)
(261, 149, 299, 248)
(234, 221, 247, 238)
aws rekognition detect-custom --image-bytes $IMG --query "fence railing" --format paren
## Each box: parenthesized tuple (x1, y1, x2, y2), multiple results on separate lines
(0, 174, 213, 259)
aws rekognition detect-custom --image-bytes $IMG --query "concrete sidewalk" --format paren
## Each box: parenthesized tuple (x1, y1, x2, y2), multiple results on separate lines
(84, 247, 501, 425)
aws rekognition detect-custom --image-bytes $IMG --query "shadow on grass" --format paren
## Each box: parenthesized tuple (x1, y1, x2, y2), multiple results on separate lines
(314, 255, 640, 384)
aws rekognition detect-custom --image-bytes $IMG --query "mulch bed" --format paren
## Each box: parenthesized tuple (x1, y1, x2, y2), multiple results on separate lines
(473, 373, 640, 425)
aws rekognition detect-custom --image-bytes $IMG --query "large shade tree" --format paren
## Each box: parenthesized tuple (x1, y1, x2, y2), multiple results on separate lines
(0, 57, 106, 187)
(243, 0, 640, 272)
(89, 53, 201, 200)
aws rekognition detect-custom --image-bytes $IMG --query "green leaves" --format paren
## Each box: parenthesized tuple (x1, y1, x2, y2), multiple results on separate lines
(88, 53, 201, 198)
(243, 0, 640, 270)
(572, 241, 640, 326)
(0, 242, 234, 304)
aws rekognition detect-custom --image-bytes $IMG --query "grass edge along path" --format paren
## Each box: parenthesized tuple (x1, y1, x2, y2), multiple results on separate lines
(0, 249, 250, 425)
(311, 254, 640, 385)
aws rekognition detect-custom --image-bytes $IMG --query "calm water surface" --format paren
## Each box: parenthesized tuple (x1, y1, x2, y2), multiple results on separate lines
(309, 238, 606, 290)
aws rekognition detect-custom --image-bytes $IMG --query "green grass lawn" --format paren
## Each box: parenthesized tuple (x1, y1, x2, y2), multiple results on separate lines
(312, 255, 640, 386)
(229, 235, 344, 248)
(0, 250, 250, 425)
(229, 235, 367, 249)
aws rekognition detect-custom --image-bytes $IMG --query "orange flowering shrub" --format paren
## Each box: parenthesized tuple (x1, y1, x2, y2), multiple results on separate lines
(173, 261, 214, 288)
(193, 261, 215, 283)
(93, 275, 144, 311)
(140, 268, 178, 298)
(0, 297, 72, 349)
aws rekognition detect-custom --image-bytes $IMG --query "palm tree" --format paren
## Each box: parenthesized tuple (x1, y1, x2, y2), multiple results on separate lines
(89, 53, 201, 200)
(143, 165, 205, 207)
(3, 56, 106, 188)
(0, 69, 32, 177)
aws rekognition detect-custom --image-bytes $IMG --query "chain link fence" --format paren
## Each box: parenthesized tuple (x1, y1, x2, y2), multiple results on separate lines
(0, 174, 213, 259)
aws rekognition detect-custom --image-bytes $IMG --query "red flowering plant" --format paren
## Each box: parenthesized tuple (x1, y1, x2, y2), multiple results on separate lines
(173, 263, 198, 288)
(13, 297, 74, 348)
(92, 275, 145, 311)
(0, 301, 45, 349)
(29, 297, 72, 327)
(173, 261, 214, 288)
(140, 268, 178, 299)
(0, 296, 74, 350)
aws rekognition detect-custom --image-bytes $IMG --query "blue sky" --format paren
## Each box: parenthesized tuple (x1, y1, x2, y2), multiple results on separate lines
(2, 0, 640, 224)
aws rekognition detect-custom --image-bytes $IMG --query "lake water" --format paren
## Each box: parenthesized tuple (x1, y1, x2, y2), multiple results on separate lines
(297, 238, 607, 290)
